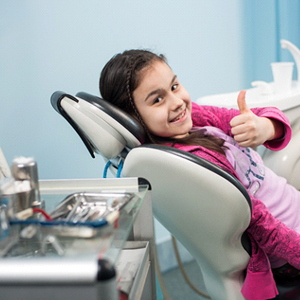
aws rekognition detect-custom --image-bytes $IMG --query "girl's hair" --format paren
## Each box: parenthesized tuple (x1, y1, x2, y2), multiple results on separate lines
(99, 49, 226, 155)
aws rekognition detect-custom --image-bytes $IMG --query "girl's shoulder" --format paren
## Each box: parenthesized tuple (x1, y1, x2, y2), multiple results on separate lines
(191, 102, 237, 130)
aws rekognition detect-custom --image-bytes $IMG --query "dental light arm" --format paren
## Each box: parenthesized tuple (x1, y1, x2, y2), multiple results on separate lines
(281, 39, 300, 82)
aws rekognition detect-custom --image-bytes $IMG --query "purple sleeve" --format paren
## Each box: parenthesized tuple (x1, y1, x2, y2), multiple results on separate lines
(191, 102, 292, 150)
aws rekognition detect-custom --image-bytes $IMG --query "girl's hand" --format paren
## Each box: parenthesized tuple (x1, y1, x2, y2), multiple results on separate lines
(230, 90, 281, 148)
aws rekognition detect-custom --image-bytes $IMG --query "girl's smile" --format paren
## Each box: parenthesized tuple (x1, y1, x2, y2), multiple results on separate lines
(132, 61, 193, 139)
(170, 109, 187, 123)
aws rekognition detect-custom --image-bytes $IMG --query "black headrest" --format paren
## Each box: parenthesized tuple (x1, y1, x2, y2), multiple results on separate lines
(76, 92, 145, 144)
(50, 91, 145, 159)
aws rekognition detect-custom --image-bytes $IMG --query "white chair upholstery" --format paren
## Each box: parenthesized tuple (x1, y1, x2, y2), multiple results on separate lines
(51, 91, 300, 300)
(122, 145, 251, 300)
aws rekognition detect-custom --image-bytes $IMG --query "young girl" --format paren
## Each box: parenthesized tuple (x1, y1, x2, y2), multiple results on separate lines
(99, 49, 300, 299)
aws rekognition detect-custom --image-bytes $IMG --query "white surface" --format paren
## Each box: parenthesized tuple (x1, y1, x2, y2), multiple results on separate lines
(271, 62, 294, 94)
(197, 81, 300, 111)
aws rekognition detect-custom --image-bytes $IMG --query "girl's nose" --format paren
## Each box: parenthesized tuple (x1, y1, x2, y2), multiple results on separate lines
(170, 94, 184, 110)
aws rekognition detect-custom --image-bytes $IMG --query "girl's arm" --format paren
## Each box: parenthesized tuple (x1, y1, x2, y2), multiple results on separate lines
(192, 91, 292, 150)
(248, 197, 300, 270)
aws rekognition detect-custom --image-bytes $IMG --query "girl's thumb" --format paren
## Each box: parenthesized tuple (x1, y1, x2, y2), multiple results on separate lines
(237, 90, 249, 114)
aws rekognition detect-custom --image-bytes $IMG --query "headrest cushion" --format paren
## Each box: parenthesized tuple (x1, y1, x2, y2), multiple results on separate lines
(51, 91, 145, 159)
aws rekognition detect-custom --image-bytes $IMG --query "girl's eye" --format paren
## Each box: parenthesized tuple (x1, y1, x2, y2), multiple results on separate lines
(154, 97, 163, 104)
(171, 84, 178, 91)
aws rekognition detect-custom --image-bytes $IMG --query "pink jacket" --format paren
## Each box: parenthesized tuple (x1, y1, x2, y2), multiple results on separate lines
(170, 102, 299, 300)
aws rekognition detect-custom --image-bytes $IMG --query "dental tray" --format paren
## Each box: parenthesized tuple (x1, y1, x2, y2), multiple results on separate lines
(9, 192, 134, 229)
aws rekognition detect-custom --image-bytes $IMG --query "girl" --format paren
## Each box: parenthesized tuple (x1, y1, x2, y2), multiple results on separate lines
(99, 49, 300, 299)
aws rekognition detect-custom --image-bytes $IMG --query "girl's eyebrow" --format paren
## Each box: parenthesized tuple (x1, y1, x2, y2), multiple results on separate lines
(145, 75, 177, 102)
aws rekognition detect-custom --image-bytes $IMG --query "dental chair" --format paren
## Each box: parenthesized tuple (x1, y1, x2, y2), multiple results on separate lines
(50, 91, 300, 300)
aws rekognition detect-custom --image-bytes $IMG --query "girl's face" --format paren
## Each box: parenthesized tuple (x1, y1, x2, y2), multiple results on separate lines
(132, 61, 193, 139)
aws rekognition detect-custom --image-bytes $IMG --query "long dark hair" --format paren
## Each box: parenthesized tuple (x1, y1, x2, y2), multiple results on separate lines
(100, 49, 226, 155)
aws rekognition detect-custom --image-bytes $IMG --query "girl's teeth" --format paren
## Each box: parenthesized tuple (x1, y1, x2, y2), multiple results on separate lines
(174, 111, 184, 121)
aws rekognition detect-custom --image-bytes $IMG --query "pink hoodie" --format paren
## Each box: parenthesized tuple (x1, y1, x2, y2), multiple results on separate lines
(168, 102, 299, 299)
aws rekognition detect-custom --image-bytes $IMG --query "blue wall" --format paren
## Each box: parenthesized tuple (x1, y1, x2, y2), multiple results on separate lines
(0, 0, 244, 181)
(242, 0, 300, 85)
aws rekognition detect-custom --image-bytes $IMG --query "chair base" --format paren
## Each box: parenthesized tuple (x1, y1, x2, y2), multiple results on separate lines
(274, 277, 300, 299)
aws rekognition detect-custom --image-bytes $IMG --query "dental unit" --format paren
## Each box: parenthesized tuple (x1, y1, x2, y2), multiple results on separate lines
(47, 73, 300, 298)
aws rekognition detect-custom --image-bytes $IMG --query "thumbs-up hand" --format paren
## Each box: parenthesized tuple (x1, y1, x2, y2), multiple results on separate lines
(230, 90, 276, 148)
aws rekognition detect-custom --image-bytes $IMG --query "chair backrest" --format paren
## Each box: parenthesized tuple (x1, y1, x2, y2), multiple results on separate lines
(51, 91, 144, 160)
(123, 145, 251, 300)
(51, 91, 252, 300)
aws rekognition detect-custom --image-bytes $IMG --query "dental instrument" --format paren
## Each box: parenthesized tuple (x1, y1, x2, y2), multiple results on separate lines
(0, 148, 11, 180)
